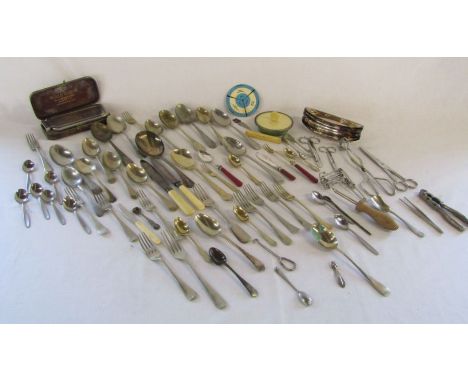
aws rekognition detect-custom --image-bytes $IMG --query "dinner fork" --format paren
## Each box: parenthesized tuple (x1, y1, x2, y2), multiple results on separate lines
(137, 233, 198, 301)
(192, 184, 251, 244)
(136, 189, 174, 233)
(273, 184, 332, 229)
(93, 192, 139, 241)
(121, 111, 143, 129)
(162, 231, 227, 309)
(258, 182, 314, 229)
(243, 184, 300, 234)
(25, 133, 53, 172)
(233, 191, 292, 245)
(65, 187, 110, 235)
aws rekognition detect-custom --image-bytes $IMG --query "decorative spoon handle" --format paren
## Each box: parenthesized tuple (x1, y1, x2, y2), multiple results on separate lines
(222, 235, 265, 272)
(224, 263, 258, 297)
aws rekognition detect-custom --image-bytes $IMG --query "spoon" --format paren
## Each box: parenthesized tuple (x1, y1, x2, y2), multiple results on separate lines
(174, 217, 210, 262)
(275, 267, 313, 306)
(44, 170, 64, 205)
(144, 119, 177, 148)
(171, 148, 233, 201)
(208, 247, 258, 297)
(223, 137, 283, 183)
(106, 114, 141, 155)
(175, 104, 217, 149)
(310, 191, 372, 236)
(74, 157, 117, 203)
(49, 144, 75, 166)
(228, 154, 262, 186)
(90, 121, 113, 143)
(159, 109, 206, 153)
(211, 108, 260, 149)
(310, 223, 390, 296)
(63, 195, 91, 234)
(82, 137, 116, 183)
(30, 183, 50, 220)
(15, 188, 31, 228)
(369, 195, 425, 238)
(22, 159, 35, 191)
(334, 214, 379, 255)
(41, 189, 66, 225)
(233, 205, 277, 246)
(253, 239, 296, 271)
(195, 213, 265, 271)
(132, 207, 160, 230)
(284, 147, 319, 172)
(102, 151, 138, 199)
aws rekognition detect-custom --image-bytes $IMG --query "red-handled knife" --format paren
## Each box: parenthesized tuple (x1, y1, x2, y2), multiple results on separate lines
(216, 164, 243, 187)
(293, 163, 319, 183)
(255, 153, 296, 181)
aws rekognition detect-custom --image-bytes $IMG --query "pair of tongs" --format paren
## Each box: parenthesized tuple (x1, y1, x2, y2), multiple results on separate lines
(419, 189, 467, 232)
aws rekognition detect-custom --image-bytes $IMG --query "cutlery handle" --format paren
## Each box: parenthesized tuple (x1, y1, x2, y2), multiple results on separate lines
(224, 263, 258, 297)
(167, 189, 195, 215)
(223, 236, 265, 271)
(87, 210, 110, 236)
(191, 123, 218, 149)
(349, 229, 379, 255)
(38, 148, 54, 173)
(356, 200, 399, 230)
(245, 130, 282, 144)
(110, 209, 137, 242)
(210, 171, 239, 192)
(135, 221, 161, 244)
(240, 167, 263, 186)
(188, 236, 210, 262)
(53, 183, 64, 205)
(279, 201, 313, 229)
(294, 164, 318, 183)
(265, 205, 300, 234)
(161, 256, 198, 301)
(179, 129, 206, 152)
(197, 170, 232, 201)
(390, 211, 425, 238)
(147, 184, 178, 211)
(178, 186, 205, 211)
(75, 210, 91, 234)
(40, 200, 51, 220)
(296, 200, 332, 230)
(246, 155, 284, 184)
(52, 203, 66, 225)
(279, 168, 296, 181)
(188, 261, 227, 309)
(256, 210, 292, 246)
(218, 165, 243, 187)
(119, 170, 138, 199)
(251, 222, 277, 246)
(22, 204, 31, 228)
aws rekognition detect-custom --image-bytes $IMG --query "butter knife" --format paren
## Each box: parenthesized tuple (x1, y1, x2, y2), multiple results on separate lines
(119, 203, 161, 244)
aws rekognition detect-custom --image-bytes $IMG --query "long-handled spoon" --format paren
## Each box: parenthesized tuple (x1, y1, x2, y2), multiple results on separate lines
(274, 267, 313, 306)
(209, 247, 258, 297)
(15, 188, 31, 228)
(334, 214, 379, 255)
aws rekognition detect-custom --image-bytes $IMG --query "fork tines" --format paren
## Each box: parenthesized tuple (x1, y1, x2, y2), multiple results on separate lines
(26, 133, 39, 151)
(258, 182, 278, 201)
(243, 184, 263, 203)
(138, 232, 158, 255)
(121, 111, 137, 124)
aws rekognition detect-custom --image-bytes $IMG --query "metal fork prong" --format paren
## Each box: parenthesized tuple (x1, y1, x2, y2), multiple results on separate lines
(263, 144, 274, 153)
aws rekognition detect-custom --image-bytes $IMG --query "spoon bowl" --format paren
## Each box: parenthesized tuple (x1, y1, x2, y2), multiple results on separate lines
(159, 110, 179, 129)
(126, 163, 148, 183)
(90, 121, 113, 142)
(170, 148, 196, 170)
(135, 130, 164, 157)
(194, 213, 221, 237)
(175, 104, 196, 124)
(209, 247, 227, 265)
(41, 189, 55, 203)
(310, 191, 327, 205)
(196, 107, 211, 124)
(211, 108, 231, 127)
(224, 136, 246, 156)
(233, 205, 249, 222)
(15, 188, 29, 204)
(22, 159, 36, 173)
(174, 217, 190, 236)
(61, 166, 83, 188)
(82, 137, 101, 157)
(102, 151, 122, 171)
(228, 154, 242, 168)
(144, 119, 164, 135)
(30, 182, 44, 198)
(63, 195, 79, 212)
(106, 114, 126, 133)
(49, 144, 75, 166)
(74, 157, 97, 175)
(334, 214, 351, 230)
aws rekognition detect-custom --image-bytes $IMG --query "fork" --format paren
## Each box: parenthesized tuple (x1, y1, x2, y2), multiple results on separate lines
(25, 133, 53, 172)
(258, 182, 314, 229)
(65, 187, 110, 236)
(162, 231, 227, 309)
(233, 191, 292, 245)
(192, 184, 251, 244)
(244, 184, 300, 234)
(93, 192, 139, 241)
(273, 184, 332, 230)
(121, 111, 143, 129)
(200, 163, 238, 192)
(136, 189, 175, 233)
(137, 233, 198, 301)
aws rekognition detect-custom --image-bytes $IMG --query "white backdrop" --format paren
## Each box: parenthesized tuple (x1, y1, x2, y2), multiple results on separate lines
(0, 58, 467, 323)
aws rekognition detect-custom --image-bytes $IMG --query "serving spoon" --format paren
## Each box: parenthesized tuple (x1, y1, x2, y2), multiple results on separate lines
(310, 223, 390, 296)
(195, 213, 265, 271)
(209, 247, 258, 297)
(82, 137, 116, 183)
(175, 104, 217, 149)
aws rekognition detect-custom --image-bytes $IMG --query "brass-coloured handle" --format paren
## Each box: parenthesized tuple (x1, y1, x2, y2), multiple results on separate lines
(356, 200, 399, 230)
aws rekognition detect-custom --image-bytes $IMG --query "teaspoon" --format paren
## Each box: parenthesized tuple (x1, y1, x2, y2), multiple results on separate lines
(41, 189, 66, 225)
(30, 182, 50, 220)
(82, 137, 116, 183)
(15, 188, 31, 228)
(22, 159, 35, 191)
(44, 170, 64, 205)
(174, 217, 210, 262)
(334, 214, 379, 255)
(63, 195, 91, 234)
(275, 267, 313, 306)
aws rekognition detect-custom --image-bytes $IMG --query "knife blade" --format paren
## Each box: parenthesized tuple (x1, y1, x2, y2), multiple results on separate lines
(141, 160, 200, 215)
(118, 203, 161, 244)
(255, 153, 296, 181)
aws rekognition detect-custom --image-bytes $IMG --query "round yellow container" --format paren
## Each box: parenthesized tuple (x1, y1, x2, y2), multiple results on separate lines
(255, 111, 293, 136)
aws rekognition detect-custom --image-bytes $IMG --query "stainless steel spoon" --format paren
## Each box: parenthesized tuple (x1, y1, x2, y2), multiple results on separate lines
(274, 267, 312, 306)
(49, 144, 75, 167)
(63, 195, 91, 234)
(44, 170, 64, 205)
(106, 114, 141, 155)
(334, 214, 379, 255)
(102, 151, 138, 199)
(82, 137, 116, 183)
(211, 108, 260, 149)
(22, 159, 35, 191)
(30, 183, 50, 220)
(15, 188, 31, 228)
(74, 157, 117, 203)
(41, 189, 66, 225)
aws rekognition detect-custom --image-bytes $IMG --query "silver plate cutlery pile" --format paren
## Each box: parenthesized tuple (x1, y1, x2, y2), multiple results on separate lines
(14, 106, 467, 310)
